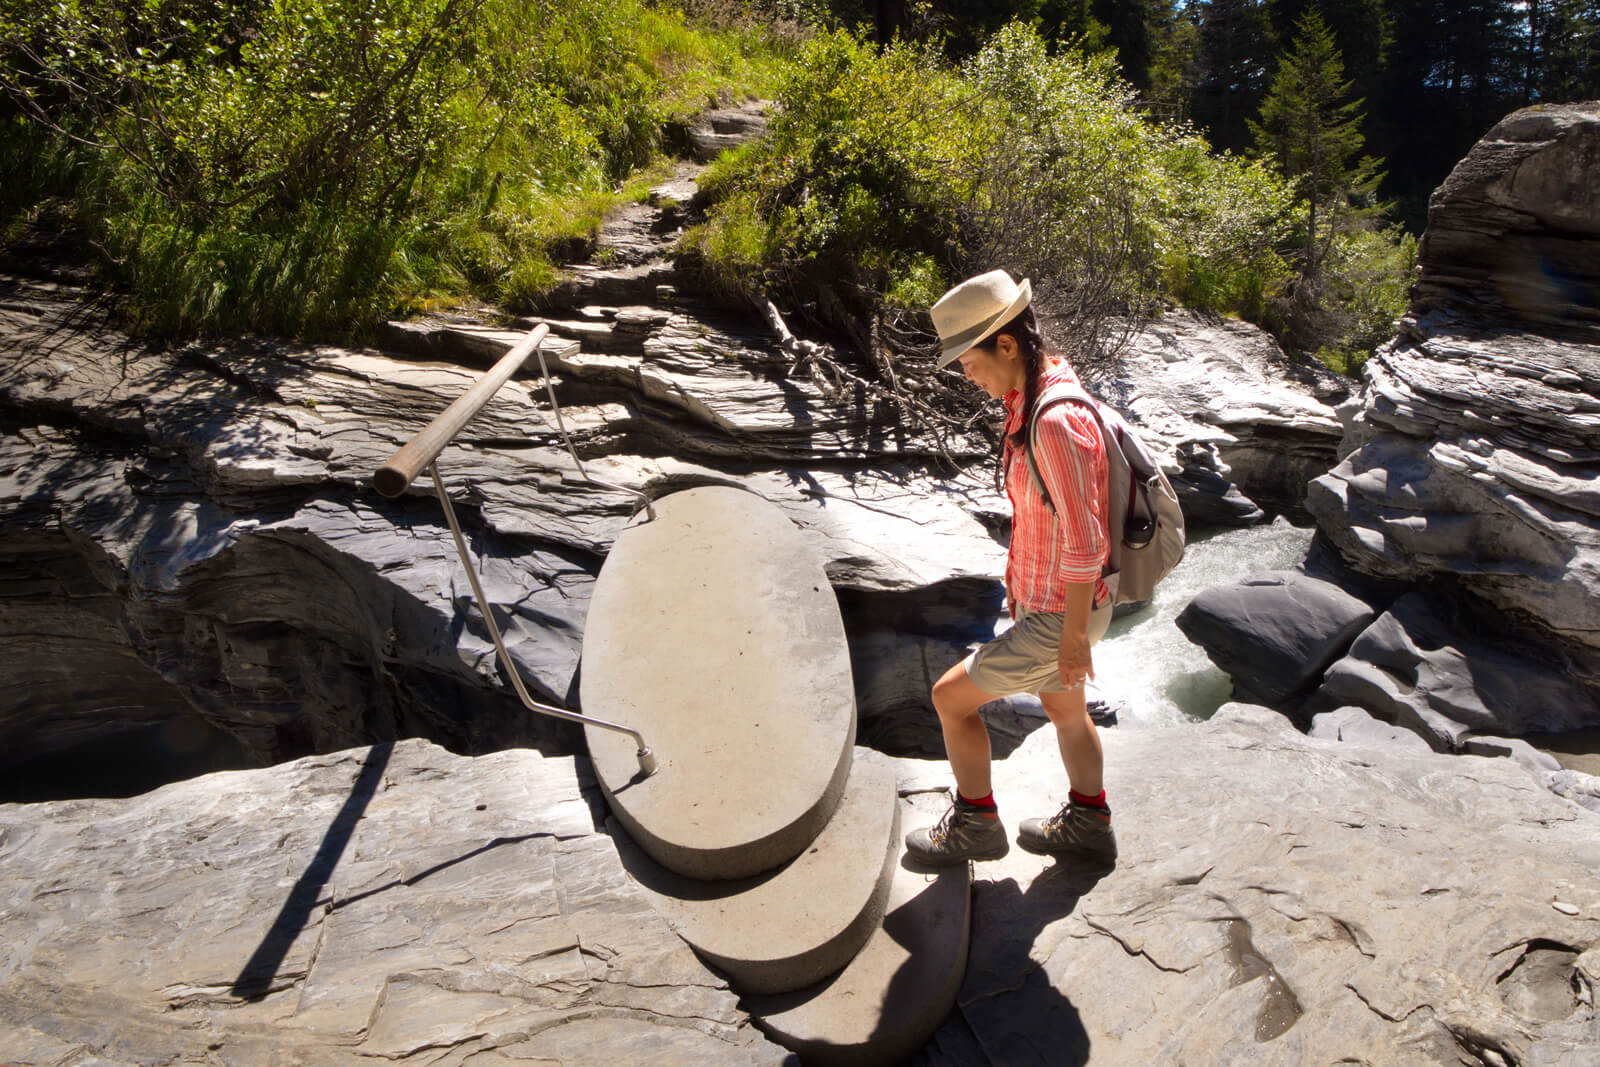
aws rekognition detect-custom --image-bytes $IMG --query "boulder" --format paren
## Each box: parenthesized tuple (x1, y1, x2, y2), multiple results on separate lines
(1414, 102, 1600, 341)
(1308, 594, 1600, 751)
(686, 102, 771, 163)
(1175, 570, 1376, 706)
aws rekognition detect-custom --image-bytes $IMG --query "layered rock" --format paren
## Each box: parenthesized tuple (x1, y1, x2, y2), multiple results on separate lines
(0, 281, 1009, 786)
(4, 710, 1596, 1064)
(1172, 103, 1600, 761)
(1412, 102, 1600, 341)
(1091, 308, 1348, 521)
(0, 141, 1347, 796)
(1308, 103, 1600, 657)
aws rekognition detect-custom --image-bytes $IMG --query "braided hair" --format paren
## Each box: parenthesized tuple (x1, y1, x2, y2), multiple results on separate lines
(972, 305, 1049, 493)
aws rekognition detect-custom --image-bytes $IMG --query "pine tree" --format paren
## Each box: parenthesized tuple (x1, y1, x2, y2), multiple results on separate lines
(1535, 0, 1600, 100)
(1248, 8, 1382, 280)
(1192, 0, 1277, 153)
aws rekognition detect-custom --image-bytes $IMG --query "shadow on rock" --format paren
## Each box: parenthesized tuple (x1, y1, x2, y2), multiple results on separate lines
(231, 743, 392, 1000)
(955, 860, 1109, 1066)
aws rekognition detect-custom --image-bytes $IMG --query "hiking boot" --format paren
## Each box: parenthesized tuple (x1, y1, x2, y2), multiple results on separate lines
(904, 797, 1009, 866)
(1017, 801, 1118, 864)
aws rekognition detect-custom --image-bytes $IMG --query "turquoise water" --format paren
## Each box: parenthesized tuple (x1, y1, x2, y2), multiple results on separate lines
(1091, 518, 1316, 728)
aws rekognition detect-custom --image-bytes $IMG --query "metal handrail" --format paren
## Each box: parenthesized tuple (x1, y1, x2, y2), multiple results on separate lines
(374, 321, 657, 778)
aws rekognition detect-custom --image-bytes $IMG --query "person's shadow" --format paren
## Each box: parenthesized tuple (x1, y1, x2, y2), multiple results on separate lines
(947, 857, 1111, 1065)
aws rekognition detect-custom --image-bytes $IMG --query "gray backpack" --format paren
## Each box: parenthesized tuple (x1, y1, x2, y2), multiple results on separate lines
(1023, 381, 1186, 607)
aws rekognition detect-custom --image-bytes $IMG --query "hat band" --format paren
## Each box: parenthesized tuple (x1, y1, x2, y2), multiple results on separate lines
(940, 311, 1006, 355)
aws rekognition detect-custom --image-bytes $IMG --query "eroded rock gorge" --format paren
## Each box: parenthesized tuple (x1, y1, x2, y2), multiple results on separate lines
(0, 142, 1340, 800)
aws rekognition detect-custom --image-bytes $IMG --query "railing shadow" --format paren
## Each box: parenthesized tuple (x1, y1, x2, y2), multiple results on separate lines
(230, 742, 392, 1000)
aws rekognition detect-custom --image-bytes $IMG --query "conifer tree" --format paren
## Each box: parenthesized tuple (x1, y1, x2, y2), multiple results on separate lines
(1248, 8, 1382, 280)
(1535, 0, 1600, 100)
(1192, 0, 1276, 152)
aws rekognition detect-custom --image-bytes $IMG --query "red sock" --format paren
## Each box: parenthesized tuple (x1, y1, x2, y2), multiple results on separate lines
(1070, 789, 1109, 812)
(960, 791, 997, 814)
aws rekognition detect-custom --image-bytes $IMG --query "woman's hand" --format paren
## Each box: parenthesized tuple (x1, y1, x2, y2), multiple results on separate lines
(1057, 579, 1097, 690)
(1057, 629, 1095, 690)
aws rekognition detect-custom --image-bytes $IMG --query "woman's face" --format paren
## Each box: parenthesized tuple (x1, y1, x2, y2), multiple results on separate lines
(956, 333, 1024, 400)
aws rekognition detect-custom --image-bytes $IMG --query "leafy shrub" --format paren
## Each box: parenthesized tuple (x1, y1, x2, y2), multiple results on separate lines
(0, 0, 789, 337)
(688, 21, 1299, 374)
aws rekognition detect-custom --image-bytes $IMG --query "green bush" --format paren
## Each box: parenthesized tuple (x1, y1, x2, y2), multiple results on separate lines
(0, 0, 790, 337)
(688, 22, 1300, 367)
(1304, 224, 1417, 375)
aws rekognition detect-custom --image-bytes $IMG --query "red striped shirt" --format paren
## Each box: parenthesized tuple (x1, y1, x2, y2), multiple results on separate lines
(1001, 362, 1110, 613)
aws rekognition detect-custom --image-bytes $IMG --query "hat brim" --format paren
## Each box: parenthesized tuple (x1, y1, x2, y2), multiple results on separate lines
(934, 279, 1032, 369)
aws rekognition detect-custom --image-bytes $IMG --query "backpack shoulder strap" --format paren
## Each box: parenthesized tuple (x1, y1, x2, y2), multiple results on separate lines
(1023, 381, 1105, 517)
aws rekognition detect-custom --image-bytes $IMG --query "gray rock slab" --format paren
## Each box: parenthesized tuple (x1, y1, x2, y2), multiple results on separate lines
(1310, 593, 1600, 747)
(581, 486, 855, 879)
(1175, 570, 1376, 705)
(1309, 705, 1435, 752)
(1097, 309, 1346, 517)
(0, 739, 791, 1065)
(4, 717, 1598, 1063)
(613, 750, 899, 995)
(897, 703, 1600, 1065)
(743, 796, 972, 1066)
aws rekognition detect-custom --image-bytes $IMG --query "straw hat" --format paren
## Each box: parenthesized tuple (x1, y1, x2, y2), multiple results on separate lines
(930, 269, 1032, 369)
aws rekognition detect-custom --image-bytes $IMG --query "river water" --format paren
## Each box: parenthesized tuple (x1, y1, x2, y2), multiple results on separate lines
(1091, 518, 1316, 728)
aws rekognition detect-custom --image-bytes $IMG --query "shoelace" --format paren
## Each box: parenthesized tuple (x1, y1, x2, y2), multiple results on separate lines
(929, 804, 960, 845)
(1043, 804, 1076, 836)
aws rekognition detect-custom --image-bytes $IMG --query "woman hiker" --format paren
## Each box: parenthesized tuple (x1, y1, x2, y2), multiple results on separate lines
(904, 268, 1118, 867)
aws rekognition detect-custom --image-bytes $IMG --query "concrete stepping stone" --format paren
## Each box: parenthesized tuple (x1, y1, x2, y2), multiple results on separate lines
(581, 485, 856, 880)
(610, 751, 899, 995)
(742, 801, 973, 1065)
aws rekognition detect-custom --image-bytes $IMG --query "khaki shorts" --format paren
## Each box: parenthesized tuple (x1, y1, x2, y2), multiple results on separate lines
(965, 600, 1114, 696)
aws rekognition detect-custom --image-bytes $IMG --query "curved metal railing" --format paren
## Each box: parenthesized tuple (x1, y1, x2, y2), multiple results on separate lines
(374, 322, 657, 777)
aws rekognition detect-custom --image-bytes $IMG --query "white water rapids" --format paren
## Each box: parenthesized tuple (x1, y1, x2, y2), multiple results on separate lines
(1090, 518, 1316, 728)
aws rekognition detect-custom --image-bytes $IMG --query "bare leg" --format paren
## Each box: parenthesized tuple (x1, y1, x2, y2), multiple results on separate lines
(931, 659, 1003, 800)
(1037, 687, 1103, 796)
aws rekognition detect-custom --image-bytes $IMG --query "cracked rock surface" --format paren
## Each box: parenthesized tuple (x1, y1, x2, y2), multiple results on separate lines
(6, 709, 1595, 1064)
(900, 703, 1600, 1066)
(0, 739, 790, 1065)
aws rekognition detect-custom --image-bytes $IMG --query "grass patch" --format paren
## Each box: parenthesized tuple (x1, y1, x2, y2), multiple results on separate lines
(0, 0, 796, 339)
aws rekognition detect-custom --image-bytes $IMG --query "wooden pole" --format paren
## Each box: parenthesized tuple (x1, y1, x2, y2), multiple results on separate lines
(372, 323, 550, 499)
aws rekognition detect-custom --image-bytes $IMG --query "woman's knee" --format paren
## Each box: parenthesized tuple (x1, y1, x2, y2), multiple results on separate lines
(1038, 691, 1094, 731)
(931, 663, 990, 722)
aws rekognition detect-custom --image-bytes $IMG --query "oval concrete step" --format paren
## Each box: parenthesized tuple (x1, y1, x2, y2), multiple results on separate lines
(742, 799, 973, 1066)
(611, 751, 899, 995)
(581, 485, 856, 880)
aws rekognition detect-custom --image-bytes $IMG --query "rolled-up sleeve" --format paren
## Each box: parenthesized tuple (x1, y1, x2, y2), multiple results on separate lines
(1031, 403, 1109, 583)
